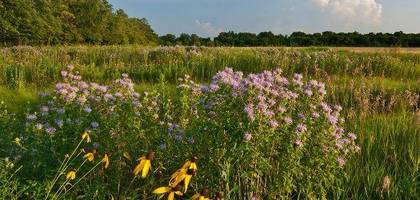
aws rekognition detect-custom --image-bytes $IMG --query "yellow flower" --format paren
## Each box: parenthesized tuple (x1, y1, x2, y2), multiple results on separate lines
(83, 152, 95, 162)
(81, 132, 91, 143)
(133, 151, 154, 178)
(170, 168, 195, 193)
(191, 189, 210, 200)
(102, 154, 109, 169)
(66, 170, 76, 180)
(181, 156, 198, 171)
(153, 185, 183, 200)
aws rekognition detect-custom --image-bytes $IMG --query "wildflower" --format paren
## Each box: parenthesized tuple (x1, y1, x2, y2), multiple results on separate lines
(348, 133, 357, 140)
(170, 168, 195, 193)
(26, 114, 37, 121)
(152, 185, 183, 200)
(244, 132, 252, 141)
(46, 127, 56, 134)
(66, 170, 76, 180)
(181, 156, 198, 171)
(269, 120, 279, 128)
(133, 151, 154, 178)
(284, 116, 293, 125)
(35, 123, 43, 130)
(337, 157, 346, 167)
(91, 122, 99, 128)
(82, 132, 91, 143)
(83, 152, 95, 162)
(102, 154, 109, 169)
(296, 123, 307, 133)
(191, 189, 210, 200)
(83, 106, 92, 113)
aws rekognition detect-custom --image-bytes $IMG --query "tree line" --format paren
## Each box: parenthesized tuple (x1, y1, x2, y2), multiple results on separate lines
(0, 0, 158, 46)
(159, 31, 420, 47)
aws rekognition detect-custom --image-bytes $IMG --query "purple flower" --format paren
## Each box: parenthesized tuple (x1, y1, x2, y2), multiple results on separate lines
(40, 106, 49, 113)
(284, 117, 293, 125)
(348, 133, 357, 140)
(26, 114, 37, 121)
(337, 157, 346, 167)
(244, 104, 255, 120)
(312, 112, 320, 118)
(57, 108, 65, 114)
(296, 123, 307, 133)
(83, 106, 92, 113)
(244, 132, 252, 141)
(294, 139, 303, 148)
(91, 122, 99, 128)
(46, 127, 56, 134)
(269, 120, 279, 128)
(54, 119, 64, 127)
(35, 123, 43, 130)
(61, 71, 68, 77)
(327, 115, 338, 125)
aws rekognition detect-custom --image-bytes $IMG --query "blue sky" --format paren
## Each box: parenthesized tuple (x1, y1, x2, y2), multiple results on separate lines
(108, 0, 420, 37)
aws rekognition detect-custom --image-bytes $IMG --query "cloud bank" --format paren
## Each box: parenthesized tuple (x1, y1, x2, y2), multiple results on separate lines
(195, 20, 224, 37)
(312, 0, 383, 25)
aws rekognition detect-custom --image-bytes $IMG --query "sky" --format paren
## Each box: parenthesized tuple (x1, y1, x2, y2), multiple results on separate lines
(108, 0, 420, 37)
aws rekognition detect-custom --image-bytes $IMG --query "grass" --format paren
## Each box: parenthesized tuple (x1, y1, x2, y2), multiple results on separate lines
(0, 46, 418, 199)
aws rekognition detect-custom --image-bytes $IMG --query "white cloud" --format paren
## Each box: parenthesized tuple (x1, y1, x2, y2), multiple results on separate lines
(195, 20, 224, 37)
(312, 0, 383, 25)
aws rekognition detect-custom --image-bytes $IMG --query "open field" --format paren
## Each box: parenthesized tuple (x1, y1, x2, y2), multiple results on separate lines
(0, 46, 419, 199)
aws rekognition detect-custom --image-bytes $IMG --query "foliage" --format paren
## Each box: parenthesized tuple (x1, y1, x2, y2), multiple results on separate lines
(160, 31, 420, 47)
(0, 0, 158, 46)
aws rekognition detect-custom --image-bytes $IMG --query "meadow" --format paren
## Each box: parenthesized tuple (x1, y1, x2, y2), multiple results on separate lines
(0, 46, 419, 199)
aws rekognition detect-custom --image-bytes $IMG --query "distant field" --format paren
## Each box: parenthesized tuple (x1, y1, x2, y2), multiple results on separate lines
(0, 46, 418, 199)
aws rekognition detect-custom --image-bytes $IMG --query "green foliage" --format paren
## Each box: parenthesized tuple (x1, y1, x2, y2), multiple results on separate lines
(0, 0, 158, 46)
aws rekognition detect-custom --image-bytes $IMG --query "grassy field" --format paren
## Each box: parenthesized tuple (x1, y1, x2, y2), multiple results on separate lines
(0, 46, 419, 199)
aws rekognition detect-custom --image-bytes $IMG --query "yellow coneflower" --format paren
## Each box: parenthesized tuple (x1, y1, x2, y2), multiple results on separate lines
(133, 151, 154, 178)
(170, 156, 198, 183)
(66, 170, 76, 180)
(153, 185, 183, 200)
(81, 132, 91, 143)
(102, 154, 109, 169)
(182, 156, 198, 171)
(191, 189, 210, 200)
(83, 152, 95, 162)
(170, 168, 195, 193)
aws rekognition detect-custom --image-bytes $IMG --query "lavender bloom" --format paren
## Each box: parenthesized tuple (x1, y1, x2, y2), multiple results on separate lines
(91, 122, 99, 128)
(35, 123, 43, 130)
(327, 115, 338, 125)
(26, 114, 37, 121)
(269, 120, 279, 128)
(46, 127, 56, 134)
(294, 139, 303, 148)
(337, 157, 346, 167)
(40, 106, 49, 113)
(296, 123, 307, 133)
(57, 108, 65, 114)
(348, 133, 357, 140)
(54, 119, 64, 127)
(298, 113, 305, 119)
(83, 106, 92, 113)
(244, 132, 252, 141)
(312, 112, 320, 118)
(284, 117, 293, 125)
(61, 71, 68, 77)
(277, 106, 286, 113)
(244, 104, 255, 120)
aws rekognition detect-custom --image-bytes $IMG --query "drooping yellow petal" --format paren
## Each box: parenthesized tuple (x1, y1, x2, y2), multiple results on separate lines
(83, 152, 95, 162)
(142, 159, 151, 178)
(66, 170, 76, 180)
(153, 186, 171, 194)
(170, 168, 187, 182)
(183, 175, 192, 193)
(81, 132, 91, 143)
(133, 159, 146, 176)
(174, 191, 183, 196)
(168, 192, 175, 200)
(102, 154, 109, 169)
(170, 173, 187, 187)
